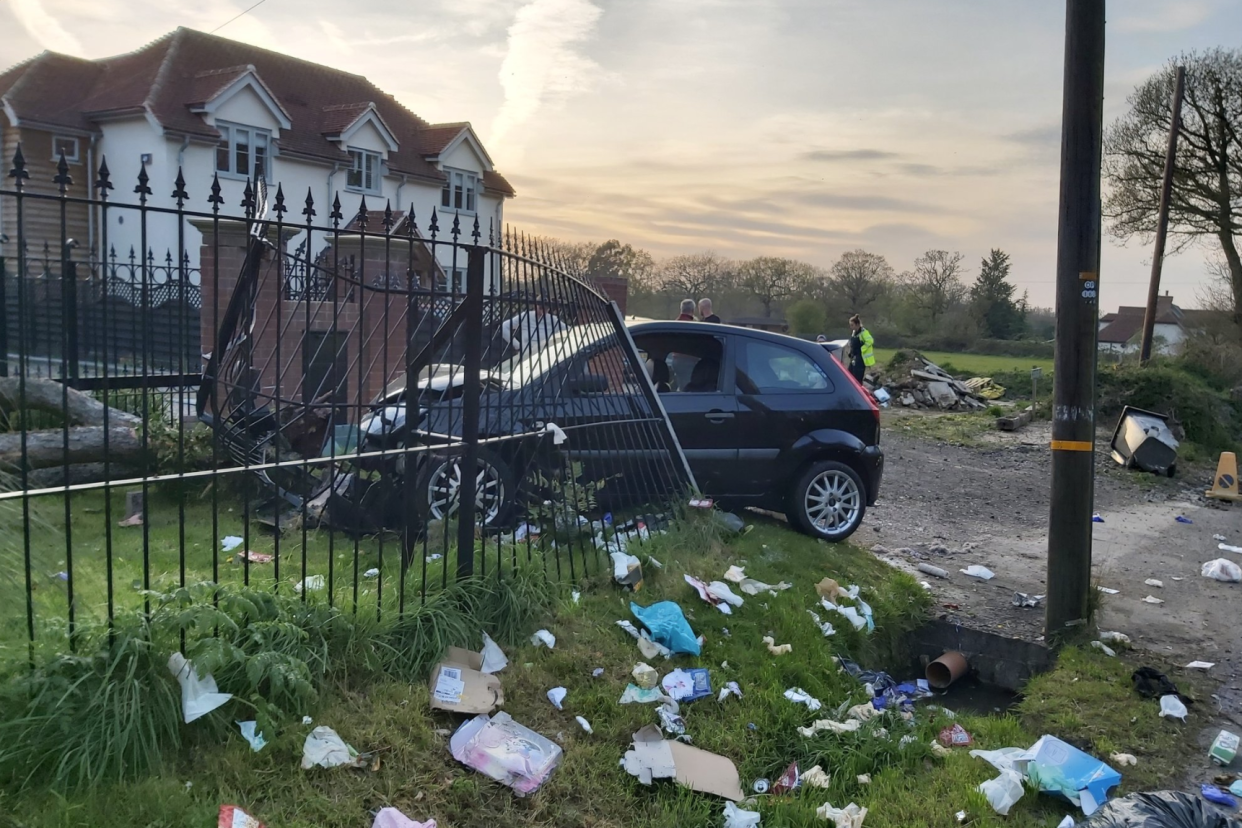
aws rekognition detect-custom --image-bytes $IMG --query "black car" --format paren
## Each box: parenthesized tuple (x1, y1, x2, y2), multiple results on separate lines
(629, 322, 882, 541)
(359, 321, 883, 542)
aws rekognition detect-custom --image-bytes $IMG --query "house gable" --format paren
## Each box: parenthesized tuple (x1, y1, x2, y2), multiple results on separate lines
(190, 69, 291, 132)
(331, 106, 398, 154)
(432, 126, 493, 173)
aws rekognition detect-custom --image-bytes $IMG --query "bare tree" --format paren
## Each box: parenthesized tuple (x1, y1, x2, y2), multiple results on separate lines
(828, 249, 895, 313)
(532, 237, 597, 278)
(658, 252, 733, 299)
(586, 239, 656, 289)
(737, 257, 815, 318)
(904, 250, 967, 326)
(1104, 49, 1242, 323)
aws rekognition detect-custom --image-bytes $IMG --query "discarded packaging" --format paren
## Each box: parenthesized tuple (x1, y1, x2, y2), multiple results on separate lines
(718, 681, 743, 703)
(1090, 641, 1117, 657)
(480, 632, 508, 674)
(1093, 513, 1105, 523)
(1176, 515, 1193, 524)
(773, 762, 800, 794)
(429, 647, 505, 714)
(1202, 558, 1242, 582)
(930, 740, 951, 758)
(816, 577, 843, 600)
(1221, 543, 1242, 554)
(784, 687, 823, 712)
(619, 684, 665, 704)
(707, 580, 745, 608)
(1209, 730, 1239, 766)
(717, 511, 747, 533)
(221, 535, 244, 552)
(658, 700, 687, 735)
(979, 769, 1025, 815)
(168, 652, 232, 724)
(237, 720, 266, 752)
(960, 565, 995, 580)
(1108, 752, 1137, 767)
(808, 610, 837, 637)
(1098, 631, 1131, 648)
(857, 773, 871, 785)
(738, 577, 791, 596)
(450, 712, 562, 795)
(611, 551, 644, 590)
(1079, 791, 1237, 827)
(530, 629, 556, 649)
(631, 601, 701, 656)
(621, 723, 744, 800)
(762, 635, 792, 655)
(1025, 735, 1121, 815)
(1132, 666, 1182, 699)
(1097, 586, 1120, 595)
(617, 619, 673, 660)
(662, 668, 712, 702)
(917, 563, 949, 579)
(371, 808, 436, 828)
(689, 497, 714, 509)
(301, 726, 366, 769)
(815, 802, 868, 828)
(547, 687, 567, 710)
(294, 574, 325, 593)
(1200, 784, 1237, 808)
(1186, 661, 1216, 670)
(1231, 779, 1242, 797)
(632, 662, 659, 689)
(1145, 578, 1164, 588)
(846, 702, 878, 721)
(798, 719, 860, 738)
(1013, 592, 1044, 608)
(724, 565, 747, 583)
(576, 716, 592, 734)
(938, 724, 973, 747)
(723, 802, 761, 828)
(363, 567, 380, 578)
(803, 765, 832, 788)
(1141, 595, 1165, 605)
(218, 805, 264, 828)
(1159, 695, 1189, 722)
(236, 551, 273, 564)
(685, 574, 734, 614)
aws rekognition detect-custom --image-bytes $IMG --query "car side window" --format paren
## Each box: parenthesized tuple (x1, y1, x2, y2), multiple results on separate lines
(632, 334, 724, 393)
(736, 339, 831, 393)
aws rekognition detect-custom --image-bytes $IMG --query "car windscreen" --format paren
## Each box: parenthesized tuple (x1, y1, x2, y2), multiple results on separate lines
(498, 323, 617, 389)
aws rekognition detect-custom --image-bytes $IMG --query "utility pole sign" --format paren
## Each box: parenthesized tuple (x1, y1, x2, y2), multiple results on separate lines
(1046, 0, 1106, 637)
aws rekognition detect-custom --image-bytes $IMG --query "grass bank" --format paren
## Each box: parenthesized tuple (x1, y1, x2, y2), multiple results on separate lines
(873, 349, 1054, 378)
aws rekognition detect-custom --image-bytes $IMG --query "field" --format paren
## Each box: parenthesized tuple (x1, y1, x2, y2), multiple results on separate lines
(872, 348, 1054, 377)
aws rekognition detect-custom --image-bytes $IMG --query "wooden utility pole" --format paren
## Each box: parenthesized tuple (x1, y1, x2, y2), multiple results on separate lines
(1139, 65, 1186, 364)
(1046, 0, 1106, 637)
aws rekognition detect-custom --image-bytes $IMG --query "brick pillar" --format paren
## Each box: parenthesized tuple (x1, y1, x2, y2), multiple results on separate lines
(594, 275, 629, 315)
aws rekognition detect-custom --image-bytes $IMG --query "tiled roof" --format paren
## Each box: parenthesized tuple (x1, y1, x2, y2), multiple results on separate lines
(1, 28, 515, 195)
(1097, 315, 1144, 344)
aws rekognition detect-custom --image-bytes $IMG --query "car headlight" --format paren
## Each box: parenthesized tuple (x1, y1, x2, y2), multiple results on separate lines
(362, 405, 406, 436)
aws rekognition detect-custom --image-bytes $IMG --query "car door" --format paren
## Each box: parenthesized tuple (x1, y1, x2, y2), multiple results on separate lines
(631, 330, 739, 496)
(732, 335, 836, 498)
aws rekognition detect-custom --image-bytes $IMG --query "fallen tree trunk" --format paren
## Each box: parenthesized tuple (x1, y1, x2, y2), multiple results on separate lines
(0, 377, 141, 427)
(0, 426, 142, 473)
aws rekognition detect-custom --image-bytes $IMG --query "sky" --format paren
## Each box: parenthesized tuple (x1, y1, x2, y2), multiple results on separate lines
(2, 0, 1239, 310)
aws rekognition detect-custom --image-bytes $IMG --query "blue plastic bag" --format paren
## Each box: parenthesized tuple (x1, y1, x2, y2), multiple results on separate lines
(1025, 735, 1122, 815)
(630, 601, 700, 656)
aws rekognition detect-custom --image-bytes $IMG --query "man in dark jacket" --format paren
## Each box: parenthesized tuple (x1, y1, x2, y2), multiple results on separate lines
(697, 298, 721, 323)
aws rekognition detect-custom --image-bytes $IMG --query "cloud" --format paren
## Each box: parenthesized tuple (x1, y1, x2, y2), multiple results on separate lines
(1005, 124, 1060, 147)
(489, 0, 603, 151)
(801, 148, 900, 162)
(7, 0, 83, 54)
(1115, 0, 1215, 32)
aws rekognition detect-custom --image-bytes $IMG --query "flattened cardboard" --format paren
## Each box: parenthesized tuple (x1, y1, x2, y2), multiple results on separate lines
(621, 724, 743, 801)
(429, 647, 504, 714)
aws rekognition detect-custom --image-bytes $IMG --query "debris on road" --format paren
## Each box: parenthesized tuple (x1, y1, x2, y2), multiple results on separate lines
(301, 726, 366, 769)
(1209, 731, 1239, 766)
(868, 352, 990, 411)
(1013, 592, 1043, 608)
(1185, 661, 1216, 670)
(1141, 595, 1164, 605)
(1203, 558, 1242, 582)
(1097, 586, 1120, 595)
(1093, 513, 1105, 523)
(451, 712, 562, 795)
(1144, 578, 1164, 588)
(621, 723, 744, 800)
(960, 565, 995, 580)
(1098, 631, 1131, 648)
(1221, 543, 1242, 554)
(762, 636, 792, 655)
(917, 563, 949, 579)
(1175, 515, 1193, 524)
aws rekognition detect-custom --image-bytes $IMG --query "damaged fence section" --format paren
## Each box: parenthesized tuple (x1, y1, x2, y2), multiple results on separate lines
(0, 149, 693, 664)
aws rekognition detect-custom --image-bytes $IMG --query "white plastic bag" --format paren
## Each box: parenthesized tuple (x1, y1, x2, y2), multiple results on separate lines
(531, 629, 556, 648)
(784, 687, 823, 711)
(724, 801, 762, 828)
(1202, 558, 1242, 582)
(1159, 694, 1188, 721)
(301, 726, 364, 769)
(960, 565, 995, 580)
(480, 632, 508, 674)
(167, 652, 232, 723)
(816, 802, 867, 828)
(979, 769, 1025, 815)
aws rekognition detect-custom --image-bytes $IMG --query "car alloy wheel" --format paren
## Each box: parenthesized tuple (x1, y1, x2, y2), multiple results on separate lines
(426, 457, 507, 524)
(804, 468, 861, 535)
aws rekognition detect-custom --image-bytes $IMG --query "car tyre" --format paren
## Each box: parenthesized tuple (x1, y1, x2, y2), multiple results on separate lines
(416, 449, 515, 528)
(787, 460, 867, 542)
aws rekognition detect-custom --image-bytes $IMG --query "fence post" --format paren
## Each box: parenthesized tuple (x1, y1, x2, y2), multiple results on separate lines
(63, 259, 79, 381)
(0, 256, 7, 377)
(454, 244, 485, 580)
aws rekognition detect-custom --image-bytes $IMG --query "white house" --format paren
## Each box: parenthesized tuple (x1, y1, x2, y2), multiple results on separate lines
(1097, 294, 1187, 355)
(0, 27, 514, 290)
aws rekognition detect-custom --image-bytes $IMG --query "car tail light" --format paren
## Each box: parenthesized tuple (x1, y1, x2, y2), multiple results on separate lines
(836, 361, 880, 425)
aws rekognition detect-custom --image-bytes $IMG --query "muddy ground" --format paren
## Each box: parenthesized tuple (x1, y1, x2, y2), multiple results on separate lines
(864, 410, 1242, 778)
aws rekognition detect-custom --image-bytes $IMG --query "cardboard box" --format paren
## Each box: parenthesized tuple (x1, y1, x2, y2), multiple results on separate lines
(429, 647, 504, 714)
(621, 724, 743, 801)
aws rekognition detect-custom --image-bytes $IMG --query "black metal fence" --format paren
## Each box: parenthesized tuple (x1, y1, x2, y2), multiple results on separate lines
(0, 149, 694, 666)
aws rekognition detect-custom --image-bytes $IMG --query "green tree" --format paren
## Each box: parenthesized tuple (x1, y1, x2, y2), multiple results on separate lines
(585, 240, 656, 289)
(902, 249, 967, 328)
(1104, 49, 1242, 324)
(737, 257, 815, 318)
(969, 249, 1027, 339)
(828, 249, 894, 313)
(786, 299, 827, 337)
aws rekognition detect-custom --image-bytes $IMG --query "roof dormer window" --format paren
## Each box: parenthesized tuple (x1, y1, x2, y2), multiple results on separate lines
(441, 169, 478, 213)
(216, 122, 270, 180)
(346, 148, 382, 195)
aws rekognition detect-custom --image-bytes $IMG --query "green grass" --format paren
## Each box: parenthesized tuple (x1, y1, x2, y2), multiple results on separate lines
(0, 512, 1212, 828)
(885, 411, 997, 447)
(874, 349, 1054, 378)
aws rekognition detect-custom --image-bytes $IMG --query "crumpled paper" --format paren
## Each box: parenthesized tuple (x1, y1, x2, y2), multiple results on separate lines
(724, 801, 761, 828)
(798, 719, 860, 738)
(372, 808, 437, 828)
(168, 652, 232, 723)
(816, 802, 867, 828)
(301, 726, 366, 769)
(784, 687, 823, 711)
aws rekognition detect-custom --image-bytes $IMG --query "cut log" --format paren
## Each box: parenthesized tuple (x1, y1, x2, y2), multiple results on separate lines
(0, 378, 140, 427)
(996, 407, 1034, 432)
(0, 425, 142, 472)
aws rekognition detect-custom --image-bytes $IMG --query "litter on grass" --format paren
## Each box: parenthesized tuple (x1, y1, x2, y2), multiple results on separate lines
(685, 574, 735, 614)
(815, 802, 868, 828)
(798, 719, 860, 738)
(1159, 695, 1189, 722)
(576, 716, 592, 734)
(1202, 558, 1242, 582)
(294, 574, 325, 593)
(371, 808, 437, 828)
(218, 805, 264, 828)
(663, 668, 712, 702)
(429, 648, 504, 715)
(236, 551, 273, 564)
(723, 802, 761, 828)
(971, 736, 1121, 816)
(1200, 784, 1237, 808)
(221, 536, 244, 552)
(784, 687, 823, 712)
(1209, 730, 1239, 766)
(718, 681, 742, 703)
(592, 667, 604, 678)
(808, 610, 837, 637)
(816, 577, 842, 600)
(480, 633, 508, 674)
(450, 712, 562, 796)
(168, 652, 232, 724)
(857, 774, 871, 785)
(301, 726, 366, 769)
(979, 768, 1026, 815)
(1109, 753, 1137, 767)
(611, 551, 644, 590)
(632, 662, 659, 689)
(363, 568, 380, 578)
(938, 724, 973, 747)
(802, 765, 831, 788)
(1090, 640, 1117, 657)
(773, 762, 800, 794)
(1098, 631, 1131, 648)
(236, 721, 266, 752)
(762, 636, 792, 655)
(621, 724, 744, 800)
(617, 620, 673, 660)
(530, 629, 556, 649)
(631, 602, 701, 656)
(960, 565, 995, 580)
(619, 684, 665, 704)
(658, 701, 687, 735)
(547, 687, 567, 710)
(1132, 666, 1182, 699)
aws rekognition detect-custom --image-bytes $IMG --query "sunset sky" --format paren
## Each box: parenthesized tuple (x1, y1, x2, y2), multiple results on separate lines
(3, 0, 1238, 309)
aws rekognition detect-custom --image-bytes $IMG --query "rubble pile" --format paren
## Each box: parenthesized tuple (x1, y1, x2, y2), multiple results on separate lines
(865, 353, 992, 412)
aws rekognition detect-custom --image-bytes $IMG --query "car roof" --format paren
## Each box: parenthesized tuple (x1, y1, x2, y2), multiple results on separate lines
(627, 320, 820, 350)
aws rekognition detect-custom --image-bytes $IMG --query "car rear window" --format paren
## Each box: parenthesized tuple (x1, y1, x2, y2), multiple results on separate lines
(736, 339, 834, 394)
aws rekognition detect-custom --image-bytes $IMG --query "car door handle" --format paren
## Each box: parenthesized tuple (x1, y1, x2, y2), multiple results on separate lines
(704, 410, 735, 423)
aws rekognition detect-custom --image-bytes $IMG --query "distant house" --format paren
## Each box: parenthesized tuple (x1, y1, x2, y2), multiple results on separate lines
(729, 316, 789, 333)
(1097, 294, 1186, 355)
(0, 27, 515, 289)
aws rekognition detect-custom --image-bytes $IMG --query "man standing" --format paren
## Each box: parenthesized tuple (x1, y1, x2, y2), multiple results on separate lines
(847, 314, 875, 383)
(676, 299, 696, 320)
(698, 298, 721, 323)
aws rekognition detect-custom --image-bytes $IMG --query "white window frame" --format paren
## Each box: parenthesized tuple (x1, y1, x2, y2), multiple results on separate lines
(51, 135, 80, 164)
(346, 148, 383, 195)
(215, 121, 271, 180)
(440, 168, 479, 214)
